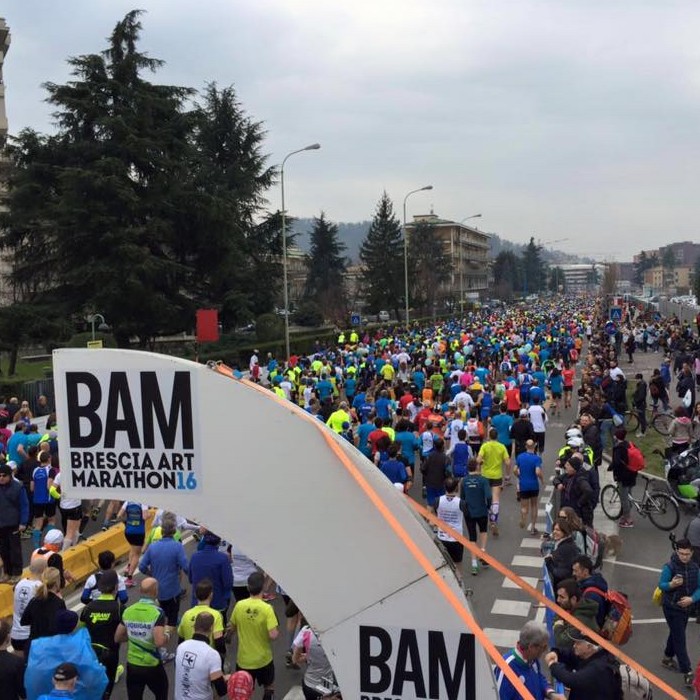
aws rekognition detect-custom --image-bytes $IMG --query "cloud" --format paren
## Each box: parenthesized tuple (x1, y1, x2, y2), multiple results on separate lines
(3, 0, 700, 258)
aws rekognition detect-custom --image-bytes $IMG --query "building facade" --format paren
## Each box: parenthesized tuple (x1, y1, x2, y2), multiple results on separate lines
(407, 213, 490, 304)
(643, 265, 694, 294)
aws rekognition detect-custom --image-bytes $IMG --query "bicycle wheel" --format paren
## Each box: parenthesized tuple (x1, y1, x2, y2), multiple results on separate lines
(623, 411, 639, 432)
(646, 492, 680, 531)
(652, 412, 673, 436)
(600, 484, 623, 520)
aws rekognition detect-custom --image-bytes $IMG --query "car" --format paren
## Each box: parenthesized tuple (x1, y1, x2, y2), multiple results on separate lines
(378, 310, 390, 322)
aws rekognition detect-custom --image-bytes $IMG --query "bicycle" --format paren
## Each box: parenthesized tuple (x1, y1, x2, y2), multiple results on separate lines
(623, 408, 673, 436)
(600, 472, 680, 531)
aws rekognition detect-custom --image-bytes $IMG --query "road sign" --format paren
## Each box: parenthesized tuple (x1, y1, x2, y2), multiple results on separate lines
(86, 340, 103, 349)
(609, 306, 622, 322)
(350, 314, 361, 326)
(604, 321, 616, 335)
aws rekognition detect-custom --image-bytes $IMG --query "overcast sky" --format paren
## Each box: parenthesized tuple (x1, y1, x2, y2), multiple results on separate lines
(3, 0, 700, 260)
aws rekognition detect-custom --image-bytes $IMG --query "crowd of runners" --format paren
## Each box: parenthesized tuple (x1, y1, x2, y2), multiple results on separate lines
(0, 295, 699, 699)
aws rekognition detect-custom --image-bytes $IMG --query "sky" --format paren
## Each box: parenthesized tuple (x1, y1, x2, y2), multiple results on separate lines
(2, 0, 700, 261)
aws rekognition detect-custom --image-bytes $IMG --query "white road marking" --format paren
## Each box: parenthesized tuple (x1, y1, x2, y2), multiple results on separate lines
(511, 555, 544, 568)
(491, 599, 532, 617)
(483, 627, 520, 648)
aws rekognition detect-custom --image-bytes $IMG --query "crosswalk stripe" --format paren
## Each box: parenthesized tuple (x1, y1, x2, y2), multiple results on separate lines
(483, 627, 520, 648)
(520, 538, 542, 549)
(502, 576, 539, 589)
(511, 555, 544, 568)
(491, 599, 532, 617)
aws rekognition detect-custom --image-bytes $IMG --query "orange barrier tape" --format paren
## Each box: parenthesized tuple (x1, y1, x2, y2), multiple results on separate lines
(408, 497, 686, 700)
(210, 363, 535, 699)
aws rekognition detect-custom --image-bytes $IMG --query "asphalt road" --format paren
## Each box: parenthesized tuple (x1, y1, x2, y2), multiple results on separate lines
(28, 346, 700, 698)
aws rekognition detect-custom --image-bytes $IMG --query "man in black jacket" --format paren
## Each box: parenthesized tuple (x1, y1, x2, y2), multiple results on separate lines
(545, 628, 622, 700)
(632, 373, 648, 437)
(0, 463, 30, 583)
(608, 428, 636, 528)
(561, 456, 595, 527)
(579, 413, 601, 467)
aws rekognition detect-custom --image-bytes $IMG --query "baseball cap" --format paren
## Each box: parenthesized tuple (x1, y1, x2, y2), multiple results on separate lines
(6, 461, 17, 470)
(519, 408, 528, 417)
(227, 670, 254, 700)
(53, 662, 78, 681)
(566, 627, 594, 644)
(44, 528, 64, 546)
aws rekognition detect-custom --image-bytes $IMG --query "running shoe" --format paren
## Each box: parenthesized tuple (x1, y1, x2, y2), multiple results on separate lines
(471, 566, 478, 576)
(661, 656, 678, 670)
(684, 672, 694, 687)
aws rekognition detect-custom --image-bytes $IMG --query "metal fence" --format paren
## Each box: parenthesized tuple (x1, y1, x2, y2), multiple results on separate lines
(657, 300, 699, 326)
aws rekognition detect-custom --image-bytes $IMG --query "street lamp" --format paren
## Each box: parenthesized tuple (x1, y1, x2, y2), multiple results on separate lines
(280, 143, 321, 361)
(87, 313, 109, 341)
(403, 185, 433, 326)
(458, 214, 482, 313)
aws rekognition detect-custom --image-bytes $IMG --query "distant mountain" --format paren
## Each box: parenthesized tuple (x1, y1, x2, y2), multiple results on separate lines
(291, 218, 591, 265)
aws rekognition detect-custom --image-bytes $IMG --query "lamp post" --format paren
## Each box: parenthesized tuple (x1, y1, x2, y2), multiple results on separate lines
(87, 313, 108, 341)
(280, 143, 321, 361)
(458, 214, 482, 314)
(403, 185, 433, 326)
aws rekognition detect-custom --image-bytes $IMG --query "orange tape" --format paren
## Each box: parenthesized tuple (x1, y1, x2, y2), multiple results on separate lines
(408, 497, 685, 700)
(210, 363, 534, 698)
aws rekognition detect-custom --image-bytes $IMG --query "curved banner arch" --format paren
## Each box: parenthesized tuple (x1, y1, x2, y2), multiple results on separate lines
(54, 349, 506, 700)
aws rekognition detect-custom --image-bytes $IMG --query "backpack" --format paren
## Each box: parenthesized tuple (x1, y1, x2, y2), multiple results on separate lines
(584, 587, 633, 645)
(619, 663, 653, 700)
(626, 443, 645, 472)
(581, 526, 605, 569)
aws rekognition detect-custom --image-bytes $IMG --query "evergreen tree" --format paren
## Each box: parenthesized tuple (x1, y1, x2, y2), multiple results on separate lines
(492, 251, 522, 300)
(0, 12, 276, 345)
(303, 212, 347, 321)
(359, 192, 404, 317)
(408, 221, 451, 317)
(521, 237, 545, 294)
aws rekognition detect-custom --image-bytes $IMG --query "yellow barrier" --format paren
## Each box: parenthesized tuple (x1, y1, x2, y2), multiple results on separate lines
(0, 583, 14, 619)
(62, 543, 98, 583)
(84, 524, 129, 566)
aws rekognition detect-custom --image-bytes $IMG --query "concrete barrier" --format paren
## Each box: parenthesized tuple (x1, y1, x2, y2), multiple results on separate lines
(84, 524, 129, 566)
(62, 543, 98, 583)
(0, 583, 14, 619)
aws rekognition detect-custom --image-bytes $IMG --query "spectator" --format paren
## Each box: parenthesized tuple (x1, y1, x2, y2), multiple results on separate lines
(608, 428, 636, 528)
(552, 578, 600, 649)
(572, 555, 609, 628)
(495, 621, 564, 700)
(0, 462, 29, 583)
(560, 456, 594, 527)
(545, 628, 622, 700)
(669, 406, 694, 455)
(544, 518, 581, 587)
(659, 538, 700, 687)
(0, 618, 25, 700)
(632, 373, 647, 438)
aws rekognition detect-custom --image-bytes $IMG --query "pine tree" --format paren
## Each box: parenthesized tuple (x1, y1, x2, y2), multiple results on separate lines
(359, 192, 404, 317)
(492, 251, 522, 300)
(304, 212, 347, 321)
(521, 237, 545, 294)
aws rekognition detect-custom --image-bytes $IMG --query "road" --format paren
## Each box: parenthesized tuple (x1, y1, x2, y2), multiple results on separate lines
(28, 346, 698, 698)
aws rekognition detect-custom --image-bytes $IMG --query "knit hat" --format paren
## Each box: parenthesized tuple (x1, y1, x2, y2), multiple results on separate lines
(55, 609, 79, 634)
(44, 528, 64, 546)
(614, 428, 627, 441)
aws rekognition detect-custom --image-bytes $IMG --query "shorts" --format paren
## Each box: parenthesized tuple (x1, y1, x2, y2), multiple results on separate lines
(441, 539, 464, 563)
(464, 516, 488, 541)
(60, 505, 83, 521)
(551, 392, 562, 399)
(519, 490, 539, 500)
(564, 386, 573, 393)
(425, 487, 445, 508)
(32, 502, 56, 519)
(125, 532, 145, 547)
(158, 596, 181, 627)
(487, 478, 503, 488)
(237, 660, 275, 688)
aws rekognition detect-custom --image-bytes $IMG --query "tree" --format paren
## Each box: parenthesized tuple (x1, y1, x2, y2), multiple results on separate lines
(0, 12, 277, 345)
(549, 266, 566, 293)
(359, 192, 404, 317)
(303, 213, 347, 321)
(408, 221, 451, 317)
(601, 263, 619, 297)
(520, 237, 545, 294)
(492, 251, 522, 300)
(661, 246, 676, 290)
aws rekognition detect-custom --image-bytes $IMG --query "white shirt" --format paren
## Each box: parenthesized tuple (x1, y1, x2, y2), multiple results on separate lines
(436, 495, 463, 542)
(454, 391, 474, 411)
(12, 579, 42, 640)
(527, 405, 548, 433)
(175, 637, 222, 700)
(445, 418, 464, 445)
(53, 471, 81, 510)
